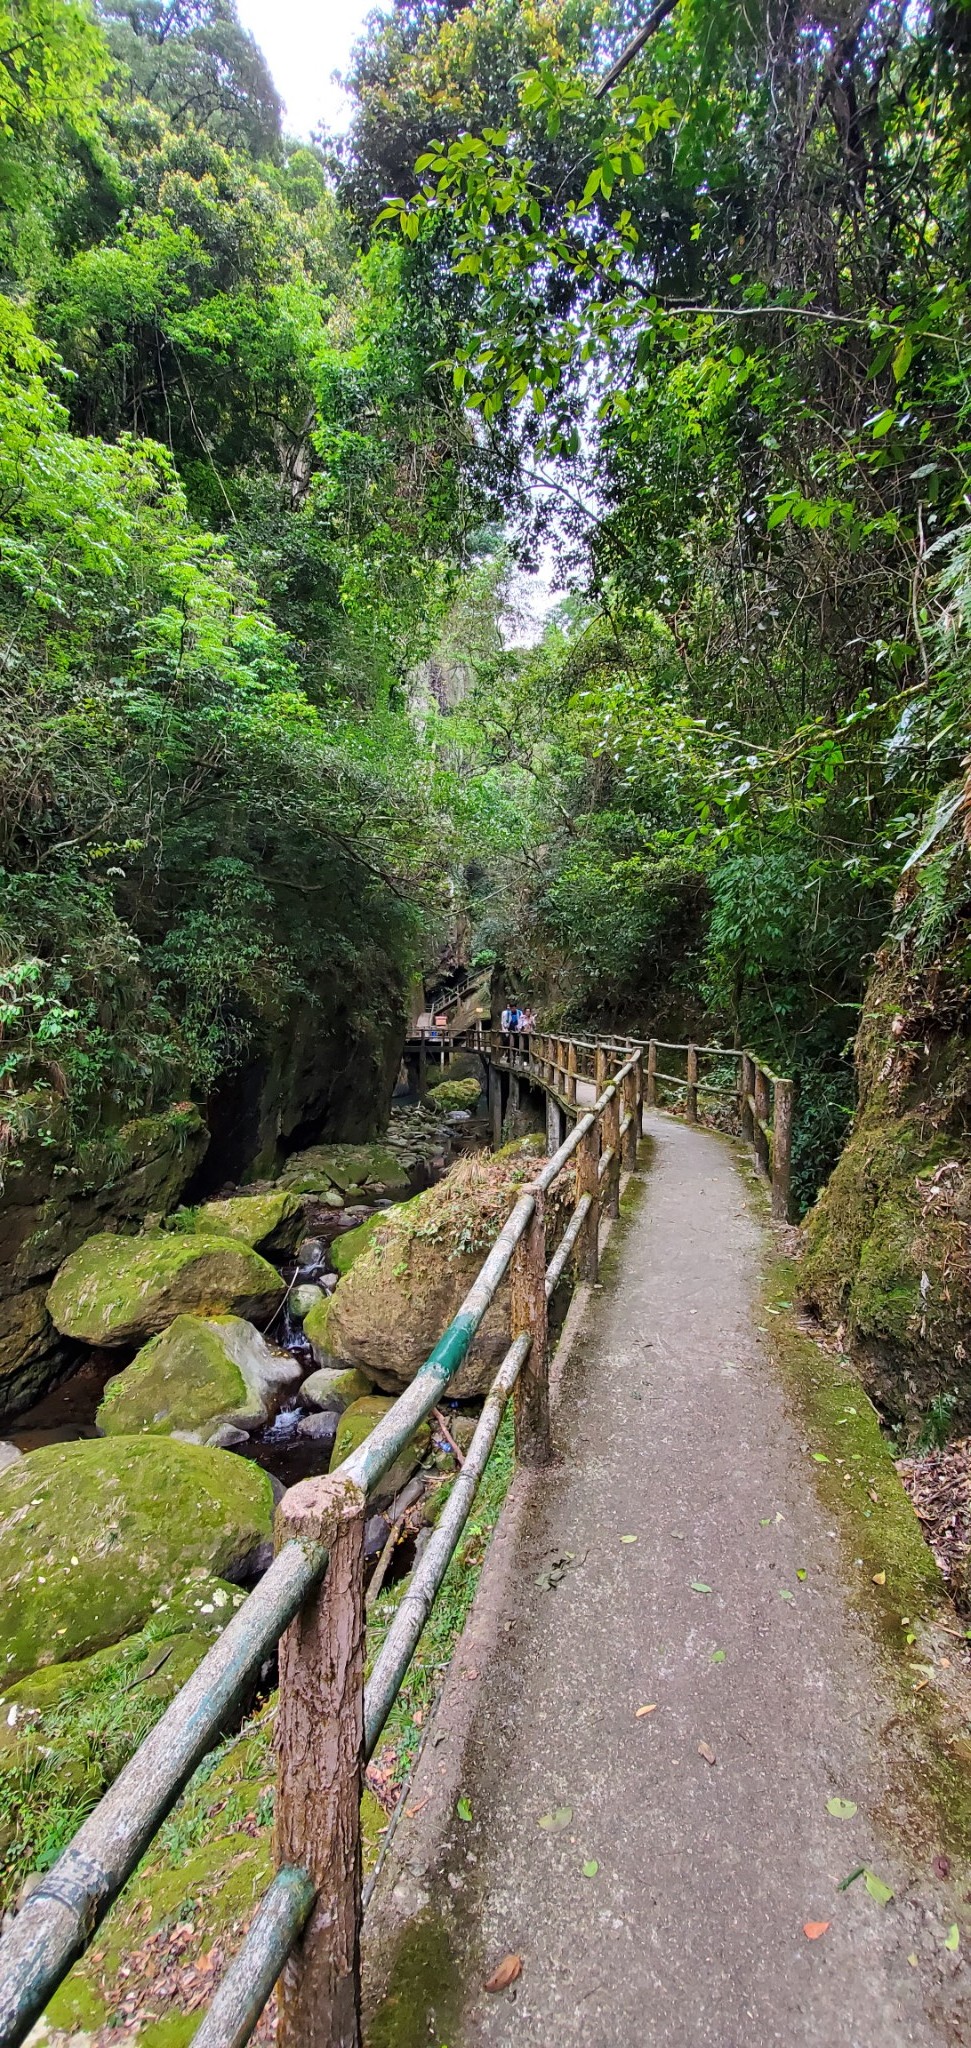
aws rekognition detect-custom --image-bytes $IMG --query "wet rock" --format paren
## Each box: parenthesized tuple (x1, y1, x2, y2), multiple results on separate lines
(0, 1443, 22, 1476)
(279, 1143, 412, 1201)
(48, 1232, 284, 1348)
(330, 1395, 430, 1507)
(187, 1191, 303, 1257)
(296, 1236, 324, 1269)
(299, 1364, 373, 1413)
(290, 1283, 324, 1321)
(96, 1316, 301, 1443)
(296, 1411, 338, 1444)
(364, 1513, 390, 1559)
(0, 1436, 273, 1681)
(207, 1423, 250, 1449)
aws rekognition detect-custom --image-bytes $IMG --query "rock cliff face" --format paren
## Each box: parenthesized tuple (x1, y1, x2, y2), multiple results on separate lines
(0, 1099, 208, 1422)
(801, 933, 971, 1431)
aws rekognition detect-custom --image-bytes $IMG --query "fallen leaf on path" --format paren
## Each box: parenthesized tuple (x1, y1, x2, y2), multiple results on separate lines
(803, 1922, 830, 1940)
(697, 1741, 716, 1766)
(759, 1517, 771, 1526)
(826, 1799, 858, 1819)
(484, 1955, 522, 1993)
(635, 1703, 657, 1717)
(934, 1855, 951, 1880)
(796, 1569, 807, 1580)
(945, 1924, 961, 1952)
(872, 1571, 886, 1586)
(779, 1589, 795, 1602)
(711, 1648, 725, 1663)
(864, 1869, 894, 1907)
(538, 1805, 573, 1830)
(908, 1953, 919, 1967)
(620, 1534, 638, 1544)
(582, 1859, 599, 1878)
(837, 1865, 866, 1892)
(812, 1453, 829, 1463)
(457, 1796, 473, 1823)
(690, 1581, 712, 1594)
(405, 1796, 429, 1819)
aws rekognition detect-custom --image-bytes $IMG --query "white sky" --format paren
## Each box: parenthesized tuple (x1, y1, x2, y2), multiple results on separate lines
(235, 0, 384, 138)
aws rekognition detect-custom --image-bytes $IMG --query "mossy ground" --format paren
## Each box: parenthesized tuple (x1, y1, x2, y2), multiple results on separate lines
(762, 1241, 971, 1863)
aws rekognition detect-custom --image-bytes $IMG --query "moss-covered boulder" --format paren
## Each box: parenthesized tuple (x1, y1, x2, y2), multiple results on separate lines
(300, 1364, 373, 1413)
(425, 1075, 481, 1113)
(802, 946, 971, 1428)
(279, 1143, 412, 1200)
(184, 1190, 302, 1256)
(96, 1316, 301, 1443)
(330, 1395, 430, 1504)
(0, 1437, 273, 1682)
(321, 1152, 558, 1398)
(47, 1230, 284, 1347)
(331, 1204, 412, 1276)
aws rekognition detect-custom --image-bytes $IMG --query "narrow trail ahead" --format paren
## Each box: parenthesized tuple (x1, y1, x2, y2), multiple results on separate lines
(366, 1116, 968, 2047)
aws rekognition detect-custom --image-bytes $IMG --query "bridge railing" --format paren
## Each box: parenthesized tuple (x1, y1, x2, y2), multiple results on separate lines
(0, 1042, 643, 2048)
(481, 1029, 794, 1223)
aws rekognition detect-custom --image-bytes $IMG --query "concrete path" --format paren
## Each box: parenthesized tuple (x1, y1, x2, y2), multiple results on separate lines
(365, 1117, 968, 2046)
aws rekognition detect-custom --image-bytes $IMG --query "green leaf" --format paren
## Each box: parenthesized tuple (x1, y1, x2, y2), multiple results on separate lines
(779, 1589, 795, 1602)
(690, 1581, 711, 1593)
(864, 1869, 894, 1907)
(457, 1796, 473, 1823)
(582, 1858, 599, 1878)
(892, 333, 913, 382)
(538, 1805, 573, 1830)
(811, 1453, 829, 1463)
(710, 1648, 725, 1663)
(620, 1533, 638, 1544)
(826, 1798, 858, 1819)
(944, 1923, 960, 1951)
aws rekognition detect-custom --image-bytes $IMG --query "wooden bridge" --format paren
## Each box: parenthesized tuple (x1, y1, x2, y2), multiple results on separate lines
(0, 1031, 806, 2048)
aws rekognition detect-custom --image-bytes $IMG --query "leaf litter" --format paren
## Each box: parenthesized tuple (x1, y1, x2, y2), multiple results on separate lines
(484, 1954, 522, 1992)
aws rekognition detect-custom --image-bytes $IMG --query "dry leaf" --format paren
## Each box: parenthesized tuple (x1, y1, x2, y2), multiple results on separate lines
(872, 1571, 886, 1586)
(803, 1921, 830, 1940)
(697, 1740, 716, 1766)
(635, 1703, 657, 1718)
(484, 1954, 522, 1993)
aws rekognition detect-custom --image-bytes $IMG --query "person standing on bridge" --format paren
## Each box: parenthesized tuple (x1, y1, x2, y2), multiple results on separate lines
(521, 1005, 535, 1035)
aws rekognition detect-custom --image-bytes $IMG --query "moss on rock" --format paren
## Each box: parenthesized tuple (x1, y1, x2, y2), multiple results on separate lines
(801, 949, 971, 1429)
(330, 1395, 430, 1503)
(47, 1230, 284, 1347)
(183, 1190, 303, 1256)
(425, 1076, 481, 1113)
(300, 1364, 373, 1412)
(96, 1315, 300, 1442)
(332, 1204, 411, 1276)
(0, 1437, 273, 1682)
(279, 1143, 412, 1199)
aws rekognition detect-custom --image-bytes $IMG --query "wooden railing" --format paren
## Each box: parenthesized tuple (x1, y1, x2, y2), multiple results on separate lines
(481, 1030, 795, 1223)
(0, 1041, 643, 2048)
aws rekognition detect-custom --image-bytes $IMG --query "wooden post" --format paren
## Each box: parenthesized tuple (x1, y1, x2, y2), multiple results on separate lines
(621, 1065, 638, 1171)
(512, 1189, 550, 1465)
(634, 1048, 644, 1139)
(753, 1064, 771, 1183)
(686, 1042, 699, 1125)
(577, 1118, 600, 1284)
(567, 1040, 578, 1104)
(546, 1094, 564, 1156)
(488, 1062, 502, 1150)
(772, 1077, 795, 1221)
(603, 1087, 621, 1220)
(275, 1472, 366, 2048)
(595, 1043, 608, 1096)
(646, 1039, 657, 1108)
(740, 1052, 754, 1148)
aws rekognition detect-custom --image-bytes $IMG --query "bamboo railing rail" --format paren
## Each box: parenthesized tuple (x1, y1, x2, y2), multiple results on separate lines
(0, 1041, 644, 2048)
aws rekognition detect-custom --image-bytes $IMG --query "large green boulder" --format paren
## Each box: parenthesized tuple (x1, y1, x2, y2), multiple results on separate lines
(300, 1364, 373, 1413)
(47, 1231, 284, 1347)
(96, 1315, 302, 1444)
(0, 1436, 273, 1682)
(331, 1204, 411, 1276)
(330, 1395, 430, 1505)
(321, 1153, 554, 1397)
(279, 1143, 412, 1200)
(185, 1191, 303, 1257)
(425, 1076, 481, 1113)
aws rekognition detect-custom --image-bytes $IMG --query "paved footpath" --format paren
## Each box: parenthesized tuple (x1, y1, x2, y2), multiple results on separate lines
(365, 1116, 969, 2047)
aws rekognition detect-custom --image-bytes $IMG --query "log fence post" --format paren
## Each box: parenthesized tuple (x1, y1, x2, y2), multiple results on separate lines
(634, 1048, 644, 1137)
(567, 1040, 578, 1105)
(686, 1042, 699, 1124)
(488, 1062, 502, 1150)
(595, 1043, 608, 1095)
(577, 1118, 600, 1284)
(512, 1189, 550, 1465)
(646, 1039, 657, 1108)
(753, 1064, 771, 1183)
(275, 1473, 367, 2048)
(772, 1077, 795, 1222)
(603, 1086, 621, 1220)
(621, 1064, 638, 1171)
(740, 1052, 754, 1149)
